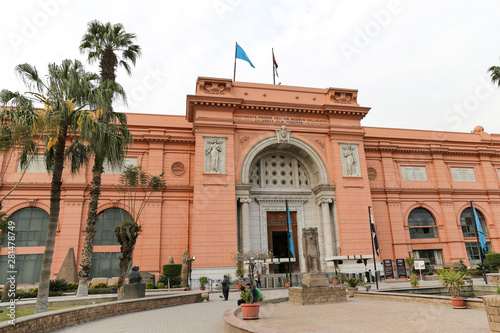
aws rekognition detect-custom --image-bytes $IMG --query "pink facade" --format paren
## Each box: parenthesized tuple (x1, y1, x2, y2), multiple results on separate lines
(0, 77, 498, 283)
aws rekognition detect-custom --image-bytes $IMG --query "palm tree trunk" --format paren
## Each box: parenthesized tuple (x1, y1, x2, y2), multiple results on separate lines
(76, 159, 104, 297)
(35, 133, 67, 313)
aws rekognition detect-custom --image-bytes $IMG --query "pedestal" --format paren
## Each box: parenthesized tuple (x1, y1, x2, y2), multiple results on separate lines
(301, 273, 330, 287)
(124, 283, 146, 299)
(289, 286, 346, 305)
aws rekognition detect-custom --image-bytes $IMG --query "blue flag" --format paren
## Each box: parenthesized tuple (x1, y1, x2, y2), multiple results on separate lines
(471, 202, 487, 254)
(286, 200, 295, 258)
(236, 44, 255, 68)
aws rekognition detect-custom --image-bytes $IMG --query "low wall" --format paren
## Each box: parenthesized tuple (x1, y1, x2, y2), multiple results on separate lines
(355, 291, 484, 309)
(484, 295, 500, 332)
(223, 298, 288, 333)
(0, 292, 203, 333)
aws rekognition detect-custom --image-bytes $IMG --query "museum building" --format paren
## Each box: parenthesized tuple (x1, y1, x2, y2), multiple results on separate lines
(0, 77, 499, 284)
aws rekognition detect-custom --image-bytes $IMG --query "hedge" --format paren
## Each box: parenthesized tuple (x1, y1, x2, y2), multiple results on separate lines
(163, 264, 182, 278)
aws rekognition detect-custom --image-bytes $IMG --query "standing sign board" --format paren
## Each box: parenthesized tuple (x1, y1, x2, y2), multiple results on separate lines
(414, 260, 425, 281)
(395, 259, 407, 280)
(383, 259, 395, 280)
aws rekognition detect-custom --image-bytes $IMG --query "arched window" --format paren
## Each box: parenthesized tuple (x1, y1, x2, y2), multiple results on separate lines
(95, 208, 133, 246)
(408, 208, 438, 239)
(460, 207, 489, 238)
(1, 207, 49, 247)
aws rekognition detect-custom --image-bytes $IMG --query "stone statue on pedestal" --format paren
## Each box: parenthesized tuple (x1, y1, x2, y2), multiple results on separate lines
(302, 228, 321, 274)
(128, 266, 142, 284)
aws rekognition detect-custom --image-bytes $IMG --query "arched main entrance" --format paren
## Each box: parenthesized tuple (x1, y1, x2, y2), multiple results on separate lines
(237, 135, 337, 272)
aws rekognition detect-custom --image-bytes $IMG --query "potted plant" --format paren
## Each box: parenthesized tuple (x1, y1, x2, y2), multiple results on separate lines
(437, 269, 469, 309)
(332, 275, 340, 285)
(236, 262, 244, 290)
(199, 276, 208, 291)
(283, 276, 290, 288)
(240, 288, 264, 320)
(410, 274, 419, 288)
(342, 277, 364, 297)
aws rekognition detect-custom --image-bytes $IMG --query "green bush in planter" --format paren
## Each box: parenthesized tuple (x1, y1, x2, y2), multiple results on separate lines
(146, 283, 154, 289)
(157, 282, 165, 289)
(49, 279, 69, 292)
(486, 253, 500, 271)
(90, 282, 108, 289)
(67, 282, 79, 291)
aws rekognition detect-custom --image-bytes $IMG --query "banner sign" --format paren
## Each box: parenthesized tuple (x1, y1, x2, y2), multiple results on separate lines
(383, 259, 395, 280)
(396, 259, 408, 280)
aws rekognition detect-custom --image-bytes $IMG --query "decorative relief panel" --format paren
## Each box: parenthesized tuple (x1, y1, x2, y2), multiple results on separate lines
(367, 167, 377, 180)
(204, 137, 226, 174)
(450, 168, 475, 182)
(314, 139, 325, 150)
(401, 166, 427, 181)
(327, 89, 358, 105)
(276, 125, 290, 143)
(171, 162, 186, 176)
(339, 143, 361, 177)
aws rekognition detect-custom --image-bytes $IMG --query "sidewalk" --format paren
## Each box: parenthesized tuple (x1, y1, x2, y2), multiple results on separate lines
(50, 278, 491, 333)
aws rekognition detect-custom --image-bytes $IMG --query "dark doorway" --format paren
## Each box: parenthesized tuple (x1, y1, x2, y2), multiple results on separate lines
(267, 211, 299, 272)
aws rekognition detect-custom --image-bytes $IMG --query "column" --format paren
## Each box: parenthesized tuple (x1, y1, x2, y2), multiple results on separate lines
(240, 198, 252, 253)
(320, 198, 334, 270)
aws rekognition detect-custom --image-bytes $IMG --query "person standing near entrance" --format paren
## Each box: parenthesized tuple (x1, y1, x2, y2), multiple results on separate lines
(221, 275, 230, 301)
(255, 270, 261, 288)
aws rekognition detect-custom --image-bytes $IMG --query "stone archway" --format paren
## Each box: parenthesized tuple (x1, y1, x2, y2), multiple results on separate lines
(237, 135, 337, 272)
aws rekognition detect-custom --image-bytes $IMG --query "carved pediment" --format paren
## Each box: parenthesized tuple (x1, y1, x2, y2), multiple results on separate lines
(197, 78, 232, 95)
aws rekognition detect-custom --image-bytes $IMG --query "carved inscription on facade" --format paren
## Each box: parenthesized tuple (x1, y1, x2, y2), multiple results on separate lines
(401, 166, 427, 181)
(234, 114, 328, 126)
(451, 168, 475, 182)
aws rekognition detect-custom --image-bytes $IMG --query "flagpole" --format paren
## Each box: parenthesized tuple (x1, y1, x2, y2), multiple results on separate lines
(233, 42, 237, 81)
(272, 48, 275, 85)
(368, 206, 379, 289)
(470, 201, 487, 284)
(286, 200, 292, 287)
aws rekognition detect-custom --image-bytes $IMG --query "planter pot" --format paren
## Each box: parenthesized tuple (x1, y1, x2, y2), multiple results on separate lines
(261, 270, 266, 275)
(347, 287, 358, 298)
(451, 297, 466, 309)
(185, 287, 190, 291)
(411, 286, 419, 288)
(284, 282, 290, 288)
(200, 287, 205, 291)
(236, 284, 243, 290)
(332, 279, 339, 285)
(241, 303, 260, 320)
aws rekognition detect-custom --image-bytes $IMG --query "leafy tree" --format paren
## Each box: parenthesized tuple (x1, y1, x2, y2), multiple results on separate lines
(2, 59, 125, 313)
(114, 165, 165, 300)
(76, 20, 139, 297)
(488, 63, 500, 86)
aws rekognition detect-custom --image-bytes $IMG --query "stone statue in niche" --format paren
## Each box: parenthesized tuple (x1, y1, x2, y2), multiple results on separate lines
(128, 266, 142, 284)
(276, 125, 290, 143)
(205, 138, 222, 172)
(302, 228, 321, 274)
(342, 143, 359, 176)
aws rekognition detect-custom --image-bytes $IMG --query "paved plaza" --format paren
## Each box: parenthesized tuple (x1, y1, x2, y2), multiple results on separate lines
(50, 279, 490, 333)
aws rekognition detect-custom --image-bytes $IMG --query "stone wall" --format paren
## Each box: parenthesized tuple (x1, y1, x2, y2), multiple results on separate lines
(0, 293, 203, 333)
(484, 295, 500, 332)
(289, 286, 346, 305)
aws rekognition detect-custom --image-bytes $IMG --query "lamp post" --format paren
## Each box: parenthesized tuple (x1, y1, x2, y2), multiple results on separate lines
(186, 256, 196, 288)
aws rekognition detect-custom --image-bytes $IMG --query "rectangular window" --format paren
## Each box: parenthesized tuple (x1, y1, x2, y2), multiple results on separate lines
(409, 227, 438, 239)
(0, 254, 43, 284)
(102, 158, 137, 175)
(465, 242, 493, 264)
(414, 249, 443, 265)
(91, 252, 121, 278)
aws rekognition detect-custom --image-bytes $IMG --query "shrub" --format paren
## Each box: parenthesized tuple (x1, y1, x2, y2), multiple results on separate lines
(67, 282, 79, 292)
(90, 282, 108, 289)
(163, 264, 182, 278)
(468, 268, 483, 276)
(88, 288, 111, 294)
(486, 253, 500, 271)
(158, 275, 182, 288)
(49, 279, 69, 292)
(146, 283, 154, 289)
(157, 282, 165, 289)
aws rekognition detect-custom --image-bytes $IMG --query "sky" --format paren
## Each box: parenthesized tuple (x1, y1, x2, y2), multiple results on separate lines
(2, 0, 500, 134)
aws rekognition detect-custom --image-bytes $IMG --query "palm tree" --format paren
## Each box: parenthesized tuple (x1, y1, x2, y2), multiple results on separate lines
(488, 63, 500, 86)
(2, 59, 125, 313)
(76, 20, 139, 297)
(114, 165, 165, 300)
